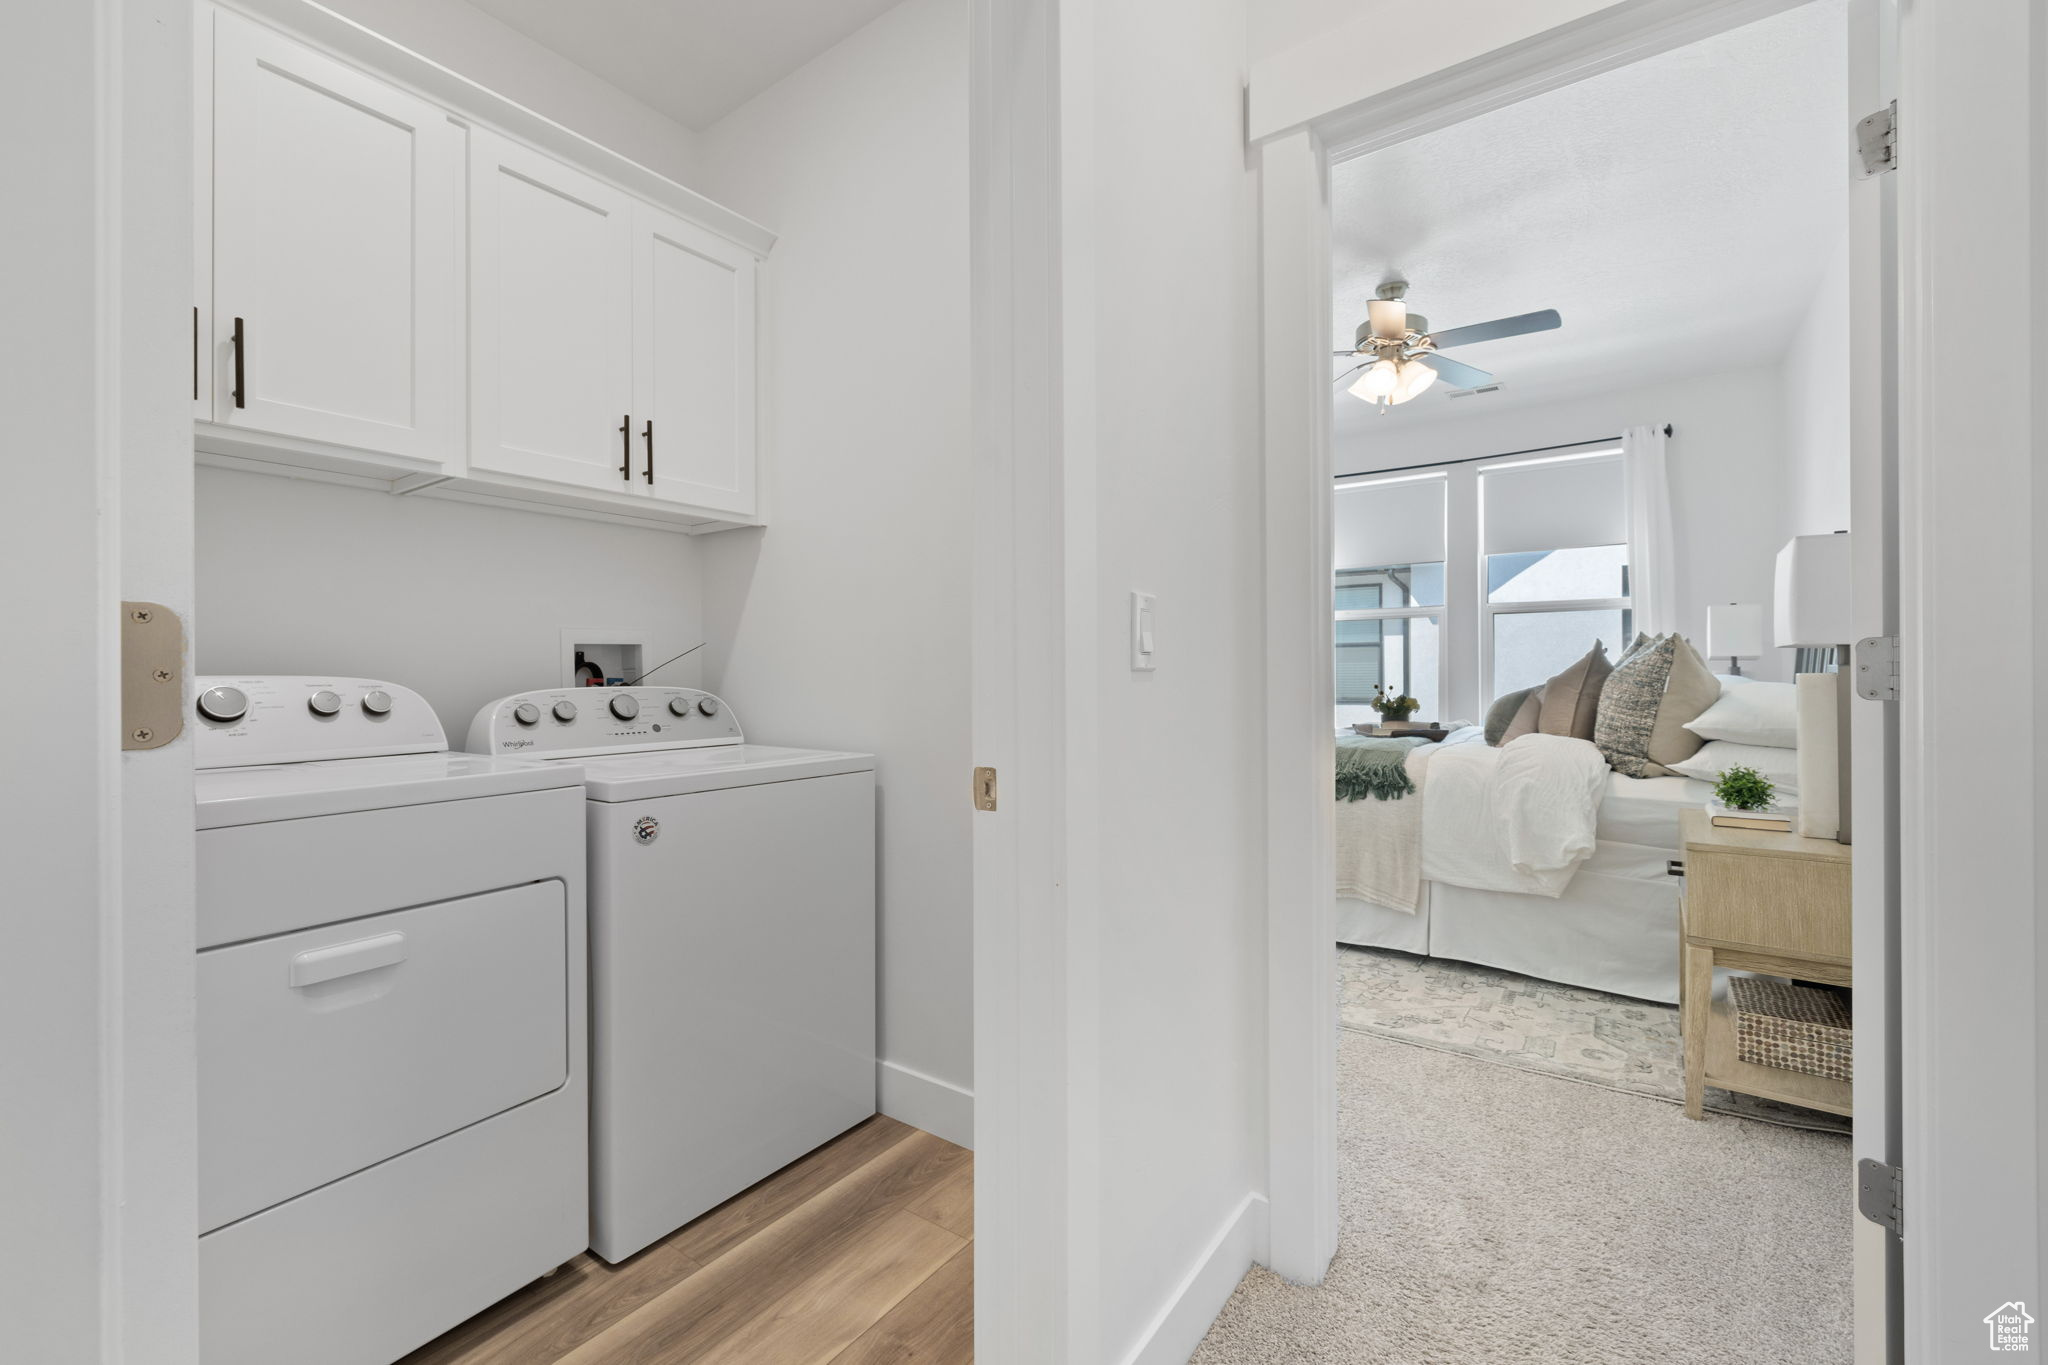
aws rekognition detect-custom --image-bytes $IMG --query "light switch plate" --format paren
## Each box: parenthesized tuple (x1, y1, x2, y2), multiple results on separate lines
(1130, 591, 1156, 671)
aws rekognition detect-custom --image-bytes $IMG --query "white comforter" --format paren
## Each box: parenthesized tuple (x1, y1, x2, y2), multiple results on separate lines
(1419, 734, 1611, 898)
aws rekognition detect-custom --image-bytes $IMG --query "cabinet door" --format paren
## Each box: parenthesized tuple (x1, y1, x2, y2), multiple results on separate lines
(632, 204, 758, 516)
(469, 129, 637, 493)
(210, 11, 460, 462)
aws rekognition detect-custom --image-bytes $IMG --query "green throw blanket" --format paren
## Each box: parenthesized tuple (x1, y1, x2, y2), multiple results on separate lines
(1335, 735, 1428, 802)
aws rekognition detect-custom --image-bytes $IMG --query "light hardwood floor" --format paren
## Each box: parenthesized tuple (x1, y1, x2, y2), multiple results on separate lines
(400, 1116, 972, 1365)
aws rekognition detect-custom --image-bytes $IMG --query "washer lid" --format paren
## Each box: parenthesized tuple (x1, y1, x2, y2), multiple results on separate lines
(572, 744, 874, 801)
(196, 752, 585, 829)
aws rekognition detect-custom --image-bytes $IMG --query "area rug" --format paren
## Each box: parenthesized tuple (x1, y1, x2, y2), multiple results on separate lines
(1191, 1031, 1854, 1365)
(1339, 945, 1850, 1133)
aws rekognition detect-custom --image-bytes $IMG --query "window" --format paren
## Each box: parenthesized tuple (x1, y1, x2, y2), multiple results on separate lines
(1333, 447, 1631, 728)
(1333, 475, 1445, 725)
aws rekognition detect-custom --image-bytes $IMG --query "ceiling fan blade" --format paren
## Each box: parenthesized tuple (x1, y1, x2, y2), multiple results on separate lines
(1334, 349, 1364, 358)
(1333, 362, 1368, 386)
(1416, 352, 1494, 389)
(1426, 308, 1562, 350)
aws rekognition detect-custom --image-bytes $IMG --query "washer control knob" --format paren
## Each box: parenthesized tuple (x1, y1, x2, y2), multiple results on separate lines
(697, 697, 720, 717)
(308, 689, 342, 717)
(513, 702, 541, 727)
(552, 700, 578, 723)
(361, 689, 392, 716)
(610, 694, 641, 721)
(196, 685, 248, 724)
(669, 696, 694, 717)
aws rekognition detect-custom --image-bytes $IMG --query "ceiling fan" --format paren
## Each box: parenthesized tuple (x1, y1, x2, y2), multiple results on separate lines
(1334, 281, 1562, 410)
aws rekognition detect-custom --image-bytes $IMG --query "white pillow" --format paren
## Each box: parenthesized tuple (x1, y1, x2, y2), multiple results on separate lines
(1670, 740, 1799, 796)
(1684, 679, 1798, 748)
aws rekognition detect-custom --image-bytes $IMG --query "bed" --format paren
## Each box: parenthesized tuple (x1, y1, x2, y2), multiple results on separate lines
(1336, 729, 1716, 1004)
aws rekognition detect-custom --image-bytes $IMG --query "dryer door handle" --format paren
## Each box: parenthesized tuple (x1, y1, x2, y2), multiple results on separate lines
(288, 932, 407, 988)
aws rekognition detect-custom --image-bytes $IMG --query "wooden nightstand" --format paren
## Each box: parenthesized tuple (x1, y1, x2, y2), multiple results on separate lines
(1677, 808, 1852, 1120)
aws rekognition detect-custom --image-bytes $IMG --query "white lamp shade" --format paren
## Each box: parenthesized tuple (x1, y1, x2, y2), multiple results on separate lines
(1348, 358, 1399, 401)
(1707, 602, 1763, 660)
(1774, 532, 1854, 646)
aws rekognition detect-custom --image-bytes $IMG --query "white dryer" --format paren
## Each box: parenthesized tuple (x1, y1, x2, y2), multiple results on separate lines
(194, 677, 588, 1365)
(468, 686, 876, 1263)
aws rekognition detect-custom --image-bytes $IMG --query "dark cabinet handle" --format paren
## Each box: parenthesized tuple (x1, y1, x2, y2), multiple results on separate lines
(231, 316, 246, 408)
(642, 419, 654, 485)
(619, 414, 631, 480)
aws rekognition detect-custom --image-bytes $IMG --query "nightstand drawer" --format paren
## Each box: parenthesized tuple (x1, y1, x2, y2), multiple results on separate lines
(1684, 848, 1850, 959)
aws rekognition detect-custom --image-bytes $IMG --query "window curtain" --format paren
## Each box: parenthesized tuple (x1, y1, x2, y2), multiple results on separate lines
(1621, 424, 1675, 637)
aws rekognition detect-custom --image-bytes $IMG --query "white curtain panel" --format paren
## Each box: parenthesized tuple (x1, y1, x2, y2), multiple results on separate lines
(1621, 424, 1676, 636)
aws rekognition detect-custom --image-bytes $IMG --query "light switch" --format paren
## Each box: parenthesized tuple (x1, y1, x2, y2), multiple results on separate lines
(1130, 591, 1156, 671)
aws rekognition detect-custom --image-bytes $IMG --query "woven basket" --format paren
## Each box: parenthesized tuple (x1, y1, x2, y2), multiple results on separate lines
(1729, 977, 1851, 1082)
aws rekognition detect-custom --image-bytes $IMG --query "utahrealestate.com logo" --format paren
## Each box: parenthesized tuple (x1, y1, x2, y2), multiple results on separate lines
(1985, 1302, 2035, 1352)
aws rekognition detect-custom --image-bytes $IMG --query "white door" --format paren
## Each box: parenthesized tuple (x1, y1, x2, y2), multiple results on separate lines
(632, 204, 758, 517)
(468, 128, 637, 494)
(208, 10, 460, 463)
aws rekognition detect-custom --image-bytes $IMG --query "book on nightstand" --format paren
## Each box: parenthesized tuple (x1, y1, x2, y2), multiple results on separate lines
(1707, 801, 1795, 833)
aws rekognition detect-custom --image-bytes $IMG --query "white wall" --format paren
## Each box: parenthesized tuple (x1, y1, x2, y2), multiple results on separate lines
(692, 0, 975, 1142)
(1783, 244, 1852, 535)
(195, 469, 706, 738)
(313, 0, 701, 184)
(1074, 0, 1267, 1357)
(1336, 364, 1803, 682)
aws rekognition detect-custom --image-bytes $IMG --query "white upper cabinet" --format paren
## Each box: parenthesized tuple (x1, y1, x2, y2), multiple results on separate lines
(467, 130, 638, 495)
(194, 4, 770, 531)
(633, 205, 759, 518)
(206, 10, 460, 464)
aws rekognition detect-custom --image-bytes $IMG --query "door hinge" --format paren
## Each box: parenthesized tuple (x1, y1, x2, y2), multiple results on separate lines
(1858, 1158, 1903, 1238)
(973, 766, 998, 812)
(121, 602, 185, 750)
(1855, 635, 1900, 702)
(1856, 100, 1897, 177)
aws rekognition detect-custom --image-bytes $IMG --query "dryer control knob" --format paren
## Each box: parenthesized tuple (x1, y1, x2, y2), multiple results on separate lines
(552, 700, 578, 723)
(361, 689, 392, 716)
(610, 694, 640, 721)
(196, 685, 248, 724)
(697, 697, 720, 717)
(513, 702, 541, 727)
(308, 689, 342, 717)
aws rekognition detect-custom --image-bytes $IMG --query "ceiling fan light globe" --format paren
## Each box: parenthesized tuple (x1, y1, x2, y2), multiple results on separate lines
(1366, 297, 1408, 341)
(1390, 357, 1439, 403)
(1349, 358, 1401, 401)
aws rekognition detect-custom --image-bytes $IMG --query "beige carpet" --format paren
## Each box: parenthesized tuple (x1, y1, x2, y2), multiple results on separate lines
(1192, 1032, 1854, 1365)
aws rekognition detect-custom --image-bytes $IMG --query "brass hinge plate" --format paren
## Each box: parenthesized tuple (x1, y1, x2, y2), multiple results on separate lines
(973, 766, 998, 812)
(122, 602, 185, 750)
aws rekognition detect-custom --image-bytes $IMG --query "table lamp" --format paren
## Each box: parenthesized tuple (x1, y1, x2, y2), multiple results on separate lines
(1706, 602, 1763, 676)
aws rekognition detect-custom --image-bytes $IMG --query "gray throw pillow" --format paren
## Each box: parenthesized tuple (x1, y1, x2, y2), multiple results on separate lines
(1484, 687, 1537, 746)
(1595, 634, 1680, 777)
(1536, 642, 1614, 741)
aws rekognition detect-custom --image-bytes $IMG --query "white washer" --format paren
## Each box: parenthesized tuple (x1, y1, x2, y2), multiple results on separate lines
(194, 677, 589, 1365)
(468, 686, 876, 1263)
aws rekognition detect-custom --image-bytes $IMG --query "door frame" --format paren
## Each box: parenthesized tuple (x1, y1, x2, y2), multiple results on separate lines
(1256, 3, 2045, 1352)
(3, 1, 200, 1360)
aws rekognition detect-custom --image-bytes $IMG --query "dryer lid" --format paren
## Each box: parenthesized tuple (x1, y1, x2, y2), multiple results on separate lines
(196, 752, 584, 829)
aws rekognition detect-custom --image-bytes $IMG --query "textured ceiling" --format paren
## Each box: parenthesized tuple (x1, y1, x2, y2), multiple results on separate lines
(1330, 0, 1846, 442)
(465, 0, 908, 130)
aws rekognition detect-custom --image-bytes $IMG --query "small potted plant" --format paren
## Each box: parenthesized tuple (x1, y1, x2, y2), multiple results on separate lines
(1708, 765, 1790, 830)
(1370, 685, 1425, 732)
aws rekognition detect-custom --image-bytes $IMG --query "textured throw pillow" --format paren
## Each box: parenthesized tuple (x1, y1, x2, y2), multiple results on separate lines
(1642, 635, 1719, 775)
(1684, 679, 1799, 748)
(1593, 634, 1679, 777)
(1484, 687, 1537, 746)
(1535, 643, 1613, 741)
(1670, 740, 1801, 795)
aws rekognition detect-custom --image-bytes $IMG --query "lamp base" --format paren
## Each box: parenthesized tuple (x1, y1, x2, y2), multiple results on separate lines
(1726, 657, 1743, 676)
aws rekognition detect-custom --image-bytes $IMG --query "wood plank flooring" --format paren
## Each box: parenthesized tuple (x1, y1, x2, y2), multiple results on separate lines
(400, 1117, 972, 1365)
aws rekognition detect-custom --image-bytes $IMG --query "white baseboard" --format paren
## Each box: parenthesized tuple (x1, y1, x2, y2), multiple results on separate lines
(1119, 1192, 1269, 1365)
(877, 1059, 974, 1150)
